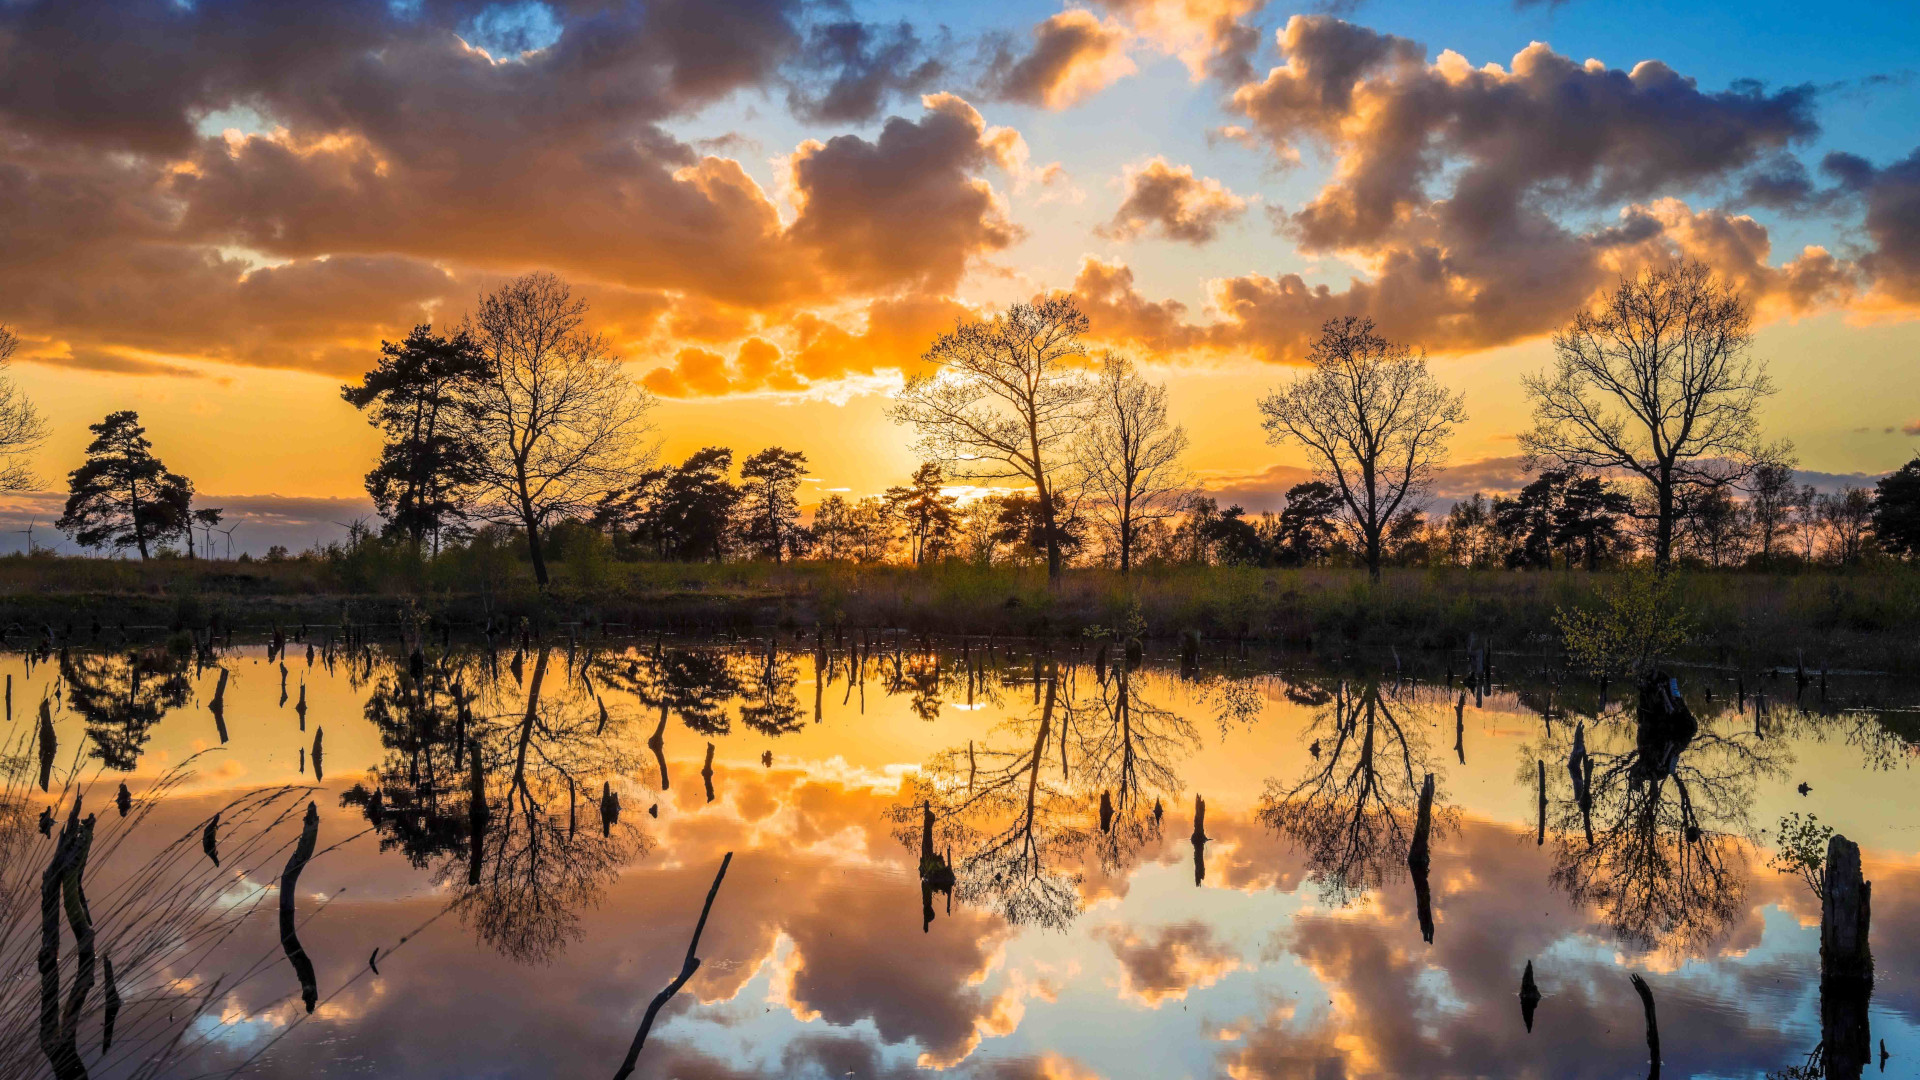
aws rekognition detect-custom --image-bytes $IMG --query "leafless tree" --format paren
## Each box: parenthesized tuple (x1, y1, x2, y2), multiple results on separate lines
(1074, 354, 1191, 573)
(1818, 486, 1875, 565)
(889, 296, 1091, 580)
(1258, 317, 1464, 581)
(0, 326, 48, 491)
(1743, 461, 1797, 567)
(461, 274, 655, 586)
(1520, 260, 1786, 569)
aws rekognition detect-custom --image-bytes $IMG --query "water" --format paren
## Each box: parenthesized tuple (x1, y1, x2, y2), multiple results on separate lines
(3, 633, 1917, 1079)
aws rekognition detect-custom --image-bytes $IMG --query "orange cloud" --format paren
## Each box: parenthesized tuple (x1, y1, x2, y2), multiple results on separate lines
(987, 10, 1137, 110)
(1098, 157, 1248, 244)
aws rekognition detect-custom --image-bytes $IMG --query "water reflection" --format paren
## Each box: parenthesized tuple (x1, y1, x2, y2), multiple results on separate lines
(0, 636, 1914, 1079)
(1258, 679, 1450, 909)
(340, 648, 653, 963)
(1536, 672, 1786, 953)
(60, 648, 192, 770)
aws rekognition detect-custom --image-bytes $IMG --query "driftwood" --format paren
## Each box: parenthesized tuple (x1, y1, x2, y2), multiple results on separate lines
(611, 852, 733, 1080)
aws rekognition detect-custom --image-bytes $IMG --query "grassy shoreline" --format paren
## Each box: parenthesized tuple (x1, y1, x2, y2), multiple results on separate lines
(0, 556, 1913, 672)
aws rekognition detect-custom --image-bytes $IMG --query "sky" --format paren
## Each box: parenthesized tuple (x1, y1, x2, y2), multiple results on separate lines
(0, 0, 1917, 553)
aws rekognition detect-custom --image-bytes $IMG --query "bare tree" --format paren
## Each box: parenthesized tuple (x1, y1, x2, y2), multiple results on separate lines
(0, 326, 48, 491)
(461, 274, 655, 586)
(1074, 354, 1191, 573)
(1258, 317, 1464, 581)
(1520, 260, 1785, 570)
(1744, 461, 1797, 567)
(1818, 486, 1875, 565)
(889, 296, 1090, 580)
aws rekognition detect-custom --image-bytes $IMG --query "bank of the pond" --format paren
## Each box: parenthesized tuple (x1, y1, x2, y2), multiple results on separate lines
(0, 557, 1914, 671)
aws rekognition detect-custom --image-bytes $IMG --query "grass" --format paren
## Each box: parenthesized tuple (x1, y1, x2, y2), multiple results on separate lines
(0, 550, 1914, 671)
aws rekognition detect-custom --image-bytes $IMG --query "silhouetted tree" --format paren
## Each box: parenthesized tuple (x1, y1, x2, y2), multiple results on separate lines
(1273, 481, 1343, 566)
(1744, 461, 1798, 566)
(993, 493, 1084, 565)
(597, 447, 738, 561)
(1496, 468, 1631, 569)
(1679, 484, 1749, 567)
(1874, 455, 1920, 558)
(57, 411, 193, 558)
(884, 462, 957, 565)
(1260, 317, 1465, 581)
(737, 446, 807, 562)
(1819, 486, 1875, 565)
(341, 325, 490, 554)
(1522, 261, 1786, 570)
(891, 297, 1091, 580)
(462, 273, 655, 586)
(0, 325, 47, 491)
(1075, 354, 1191, 572)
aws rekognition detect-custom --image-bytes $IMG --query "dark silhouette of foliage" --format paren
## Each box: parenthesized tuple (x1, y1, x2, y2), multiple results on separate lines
(1273, 481, 1343, 565)
(56, 411, 193, 558)
(1495, 468, 1632, 569)
(738, 446, 808, 562)
(1873, 454, 1920, 558)
(341, 325, 491, 552)
(597, 447, 740, 561)
(885, 462, 958, 565)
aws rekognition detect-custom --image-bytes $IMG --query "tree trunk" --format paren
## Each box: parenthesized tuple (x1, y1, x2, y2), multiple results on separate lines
(522, 511, 549, 587)
(1038, 485, 1062, 581)
(1653, 473, 1675, 571)
(1365, 527, 1382, 583)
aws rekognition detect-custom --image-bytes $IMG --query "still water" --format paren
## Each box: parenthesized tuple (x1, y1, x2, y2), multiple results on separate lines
(3, 631, 1917, 1079)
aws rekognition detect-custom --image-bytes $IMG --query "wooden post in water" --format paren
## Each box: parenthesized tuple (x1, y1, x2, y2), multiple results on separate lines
(1630, 974, 1659, 1079)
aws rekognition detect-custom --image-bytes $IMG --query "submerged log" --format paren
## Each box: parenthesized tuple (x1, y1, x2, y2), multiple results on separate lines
(280, 802, 320, 1013)
(1630, 973, 1659, 1080)
(612, 852, 733, 1080)
(1409, 772, 1436, 944)
(1191, 794, 1208, 887)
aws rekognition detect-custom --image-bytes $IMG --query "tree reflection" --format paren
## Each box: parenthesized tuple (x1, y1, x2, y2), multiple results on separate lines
(340, 648, 652, 963)
(894, 661, 1208, 929)
(1538, 673, 1785, 954)
(60, 648, 191, 770)
(597, 647, 740, 736)
(898, 675, 1084, 928)
(1258, 681, 1445, 905)
(1075, 664, 1196, 875)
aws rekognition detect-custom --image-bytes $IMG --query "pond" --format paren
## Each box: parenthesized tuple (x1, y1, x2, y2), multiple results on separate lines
(3, 629, 1917, 1079)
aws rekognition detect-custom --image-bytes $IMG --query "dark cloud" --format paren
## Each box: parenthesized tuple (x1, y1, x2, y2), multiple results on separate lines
(786, 94, 1025, 295)
(1823, 147, 1920, 304)
(788, 19, 947, 123)
(1097, 157, 1248, 244)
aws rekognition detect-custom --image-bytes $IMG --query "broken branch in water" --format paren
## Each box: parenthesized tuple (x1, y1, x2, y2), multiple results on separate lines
(611, 851, 733, 1080)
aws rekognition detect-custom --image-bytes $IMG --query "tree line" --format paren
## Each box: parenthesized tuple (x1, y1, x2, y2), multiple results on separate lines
(5, 259, 1919, 577)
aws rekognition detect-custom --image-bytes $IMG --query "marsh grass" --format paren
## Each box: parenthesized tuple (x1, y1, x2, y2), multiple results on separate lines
(0, 551, 1913, 670)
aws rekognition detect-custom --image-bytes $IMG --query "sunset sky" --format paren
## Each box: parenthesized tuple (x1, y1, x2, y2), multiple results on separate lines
(3, 0, 1917, 552)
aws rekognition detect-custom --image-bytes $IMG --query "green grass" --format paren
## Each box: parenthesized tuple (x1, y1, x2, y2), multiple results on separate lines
(0, 551, 1913, 670)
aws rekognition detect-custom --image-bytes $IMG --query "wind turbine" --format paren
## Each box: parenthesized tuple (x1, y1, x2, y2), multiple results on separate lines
(14, 518, 37, 556)
(217, 521, 243, 560)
